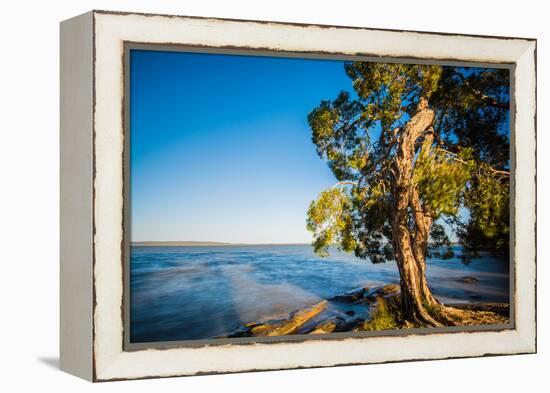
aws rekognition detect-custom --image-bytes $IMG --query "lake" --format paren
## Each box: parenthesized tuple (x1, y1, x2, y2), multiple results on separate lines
(130, 244, 509, 343)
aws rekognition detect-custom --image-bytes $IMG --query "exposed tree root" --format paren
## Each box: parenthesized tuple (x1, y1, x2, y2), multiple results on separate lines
(376, 291, 508, 329)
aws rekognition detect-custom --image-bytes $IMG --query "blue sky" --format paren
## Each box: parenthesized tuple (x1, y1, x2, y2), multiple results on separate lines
(130, 50, 353, 243)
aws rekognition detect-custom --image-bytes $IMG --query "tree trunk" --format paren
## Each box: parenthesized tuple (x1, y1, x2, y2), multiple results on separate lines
(390, 98, 458, 327)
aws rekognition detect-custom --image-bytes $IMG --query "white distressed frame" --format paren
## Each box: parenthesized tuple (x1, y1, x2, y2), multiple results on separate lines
(61, 10, 536, 382)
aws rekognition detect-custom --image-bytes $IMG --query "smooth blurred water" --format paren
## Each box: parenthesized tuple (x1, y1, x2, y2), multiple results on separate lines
(130, 245, 509, 343)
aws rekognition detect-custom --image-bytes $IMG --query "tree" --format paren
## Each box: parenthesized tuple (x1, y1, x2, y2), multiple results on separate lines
(306, 63, 510, 327)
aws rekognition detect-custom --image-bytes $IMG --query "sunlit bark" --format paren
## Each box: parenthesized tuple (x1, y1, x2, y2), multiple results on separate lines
(390, 98, 458, 326)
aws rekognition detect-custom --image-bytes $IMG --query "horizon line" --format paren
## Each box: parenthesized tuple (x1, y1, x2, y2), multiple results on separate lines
(131, 240, 313, 247)
(131, 240, 462, 247)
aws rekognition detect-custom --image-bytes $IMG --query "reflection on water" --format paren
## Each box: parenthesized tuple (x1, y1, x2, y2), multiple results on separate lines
(130, 245, 509, 343)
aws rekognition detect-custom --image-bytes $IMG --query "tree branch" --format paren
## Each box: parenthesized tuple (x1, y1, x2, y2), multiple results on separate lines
(332, 181, 358, 189)
(452, 71, 509, 109)
(434, 147, 510, 176)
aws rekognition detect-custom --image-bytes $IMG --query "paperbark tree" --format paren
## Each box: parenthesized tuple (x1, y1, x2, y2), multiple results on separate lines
(306, 64, 510, 326)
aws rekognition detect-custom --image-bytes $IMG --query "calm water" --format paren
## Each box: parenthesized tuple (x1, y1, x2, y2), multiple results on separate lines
(130, 245, 509, 343)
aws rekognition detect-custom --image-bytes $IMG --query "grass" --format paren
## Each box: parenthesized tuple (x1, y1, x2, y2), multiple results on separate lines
(363, 296, 399, 331)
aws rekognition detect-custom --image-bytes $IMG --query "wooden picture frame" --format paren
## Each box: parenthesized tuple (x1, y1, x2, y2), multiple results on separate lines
(60, 10, 536, 382)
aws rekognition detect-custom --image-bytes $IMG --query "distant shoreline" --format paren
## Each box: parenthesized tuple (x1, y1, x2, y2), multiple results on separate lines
(130, 240, 458, 247)
(131, 241, 311, 247)
(132, 241, 462, 247)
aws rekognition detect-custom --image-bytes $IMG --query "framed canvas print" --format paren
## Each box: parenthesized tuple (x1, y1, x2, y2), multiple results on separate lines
(60, 10, 537, 382)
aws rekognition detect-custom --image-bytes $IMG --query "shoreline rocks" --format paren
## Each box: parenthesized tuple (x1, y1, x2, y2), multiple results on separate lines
(457, 276, 479, 284)
(224, 282, 509, 337)
(228, 300, 328, 337)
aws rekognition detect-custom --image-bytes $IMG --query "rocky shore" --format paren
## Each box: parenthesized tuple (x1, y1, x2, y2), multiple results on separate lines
(224, 282, 509, 337)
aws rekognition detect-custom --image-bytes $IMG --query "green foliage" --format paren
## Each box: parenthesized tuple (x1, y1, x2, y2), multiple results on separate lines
(431, 68, 510, 167)
(460, 169, 510, 252)
(428, 223, 454, 259)
(308, 65, 445, 183)
(345, 63, 443, 127)
(351, 181, 394, 263)
(306, 61, 510, 261)
(429, 223, 451, 247)
(430, 67, 510, 253)
(413, 147, 473, 217)
(306, 188, 355, 257)
(308, 92, 368, 181)
(363, 297, 399, 331)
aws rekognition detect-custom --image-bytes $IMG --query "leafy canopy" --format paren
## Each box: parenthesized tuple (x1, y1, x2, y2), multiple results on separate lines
(306, 63, 510, 262)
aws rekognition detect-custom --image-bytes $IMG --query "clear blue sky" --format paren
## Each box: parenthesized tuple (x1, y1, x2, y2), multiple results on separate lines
(130, 49, 353, 243)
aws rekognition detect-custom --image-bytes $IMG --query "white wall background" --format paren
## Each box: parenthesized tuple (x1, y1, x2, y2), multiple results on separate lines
(0, 0, 546, 391)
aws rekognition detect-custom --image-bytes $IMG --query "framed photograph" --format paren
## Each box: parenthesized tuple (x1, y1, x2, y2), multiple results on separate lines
(60, 10, 536, 382)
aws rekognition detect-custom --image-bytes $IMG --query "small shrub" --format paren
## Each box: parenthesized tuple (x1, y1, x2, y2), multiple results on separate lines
(363, 297, 399, 331)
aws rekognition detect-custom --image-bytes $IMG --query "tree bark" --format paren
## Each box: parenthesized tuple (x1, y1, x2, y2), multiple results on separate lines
(390, 98, 458, 327)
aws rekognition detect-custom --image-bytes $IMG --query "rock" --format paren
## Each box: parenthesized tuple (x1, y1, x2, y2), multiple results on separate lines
(365, 284, 400, 300)
(309, 319, 340, 334)
(308, 317, 365, 334)
(228, 284, 399, 337)
(225, 324, 258, 338)
(330, 287, 368, 303)
(243, 300, 329, 337)
(250, 323, 276, 336)
(378, 284, 401, 295)
(331, 285, 399, 305)
(344, 318, 366, 331)
(457, 276, 478, 284)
